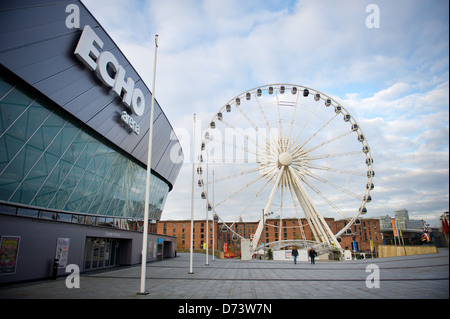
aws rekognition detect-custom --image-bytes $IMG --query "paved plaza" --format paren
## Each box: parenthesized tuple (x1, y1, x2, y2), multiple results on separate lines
(0, 249, 448, 299)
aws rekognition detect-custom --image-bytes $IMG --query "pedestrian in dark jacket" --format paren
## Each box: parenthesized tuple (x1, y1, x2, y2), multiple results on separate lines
(291, 247, 299, 264)
(308, 247, 317, 264)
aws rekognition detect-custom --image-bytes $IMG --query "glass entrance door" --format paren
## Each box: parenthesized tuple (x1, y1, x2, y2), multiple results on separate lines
(84, 237, 120, 270)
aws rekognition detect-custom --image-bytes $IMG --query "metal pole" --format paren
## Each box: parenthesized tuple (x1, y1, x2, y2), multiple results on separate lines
(212, 170, 215, 261)
(205, 155, 209, 265)
(189, 114, 196, 274)
(138, 34, 158, 295)
(262, 208, 265, 258)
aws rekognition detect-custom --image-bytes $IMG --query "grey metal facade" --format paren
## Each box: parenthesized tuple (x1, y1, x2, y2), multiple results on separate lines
(0, 0, 183, 285)
(0, 213, 177, 284)
(0, 0, 183, 189)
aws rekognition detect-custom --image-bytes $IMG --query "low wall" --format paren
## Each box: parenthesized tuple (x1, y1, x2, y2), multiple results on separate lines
(378, 245, 438, 258)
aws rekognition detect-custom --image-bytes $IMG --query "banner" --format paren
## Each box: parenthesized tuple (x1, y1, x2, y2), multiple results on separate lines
(398, 221, 403, 237)
(392, 219, 399, 237)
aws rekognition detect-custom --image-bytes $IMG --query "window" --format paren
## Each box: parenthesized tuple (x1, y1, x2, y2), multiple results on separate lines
(0, 204, 16, 215)
(17, 207, 38, 218)
(0, 70, 171, 220)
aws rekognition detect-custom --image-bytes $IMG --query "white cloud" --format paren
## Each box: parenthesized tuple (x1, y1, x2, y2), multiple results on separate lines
(81, 0, 449, 226)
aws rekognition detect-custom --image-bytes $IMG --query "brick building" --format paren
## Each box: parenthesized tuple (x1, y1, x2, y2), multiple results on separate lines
(157, 217, 384, 254)
(335, 218, 383, 252)
(157, 219, 217, 251)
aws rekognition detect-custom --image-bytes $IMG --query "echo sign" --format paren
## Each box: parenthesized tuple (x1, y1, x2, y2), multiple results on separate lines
(74, 25, 144, 134)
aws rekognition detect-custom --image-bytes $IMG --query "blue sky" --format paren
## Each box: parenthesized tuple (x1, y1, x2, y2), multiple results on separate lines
(81, 0, 449, 226)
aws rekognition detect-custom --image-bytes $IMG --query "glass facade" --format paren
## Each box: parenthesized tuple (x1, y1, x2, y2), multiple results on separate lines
(0, 68, 169, 221)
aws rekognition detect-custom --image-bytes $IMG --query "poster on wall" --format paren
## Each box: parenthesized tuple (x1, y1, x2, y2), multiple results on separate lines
(55, 238, 70, 268)
(0, 236, 20, 275)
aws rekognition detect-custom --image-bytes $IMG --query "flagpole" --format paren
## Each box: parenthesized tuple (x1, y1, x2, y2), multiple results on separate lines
(212, 169, 215, 261)
(189, 114, 196, 274)
(138, 34, 158, 295)
(205, 154, 209, 266)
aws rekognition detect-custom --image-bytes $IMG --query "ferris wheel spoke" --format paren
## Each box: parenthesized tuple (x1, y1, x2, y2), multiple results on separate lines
(295, 129, 355, 158)
(299, 173, 350, 221)
(290, 99, 320, 153)
(204, 132, 261, 162)
(214, 172, 266, 208)
(291, 112, 339, 155)
(298, 167, 362, 200)
(224, 105, 269, 150)
(296, 162, 366, 177)
(254, 94, 272, 133)
(229, 175, 273, 232)
(213, 119, 267, 158)
(218, 118, 259, 148)
(221, 114, 267, 151)
(205, 166, 260, 186)
(306, 150, 363, 161)
(275, 92, 286, 152)
(287, 93, 300, 151)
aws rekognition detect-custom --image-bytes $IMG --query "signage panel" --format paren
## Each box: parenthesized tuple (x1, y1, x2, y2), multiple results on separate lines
(74, 25, 144, 134)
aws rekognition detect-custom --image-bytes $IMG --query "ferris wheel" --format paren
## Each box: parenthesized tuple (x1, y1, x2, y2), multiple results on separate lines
(197, 84, 374, 253)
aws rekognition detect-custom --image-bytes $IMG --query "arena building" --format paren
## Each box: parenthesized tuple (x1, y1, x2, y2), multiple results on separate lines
(0, 0, 183, 283)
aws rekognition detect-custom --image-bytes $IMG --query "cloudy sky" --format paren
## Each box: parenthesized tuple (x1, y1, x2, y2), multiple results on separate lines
(81, 0, 449, 226)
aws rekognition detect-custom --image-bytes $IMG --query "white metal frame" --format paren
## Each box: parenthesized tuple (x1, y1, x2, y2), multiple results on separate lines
(198, 84, 374, 254)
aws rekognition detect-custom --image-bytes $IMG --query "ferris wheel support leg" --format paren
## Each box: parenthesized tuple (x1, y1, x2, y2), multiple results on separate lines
(292, 181, 330, 246)
(285, 164, 323, 244)
(288, 167, 342, 250)
(251, 167, 285, 252)
(288, 168, 329, 245)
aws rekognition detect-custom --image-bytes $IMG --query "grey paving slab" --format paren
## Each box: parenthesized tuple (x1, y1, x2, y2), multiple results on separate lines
(0, 249, 448, 299)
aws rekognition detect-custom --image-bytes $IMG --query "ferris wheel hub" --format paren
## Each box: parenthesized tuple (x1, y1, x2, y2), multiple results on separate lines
(278, 152, 293, 166)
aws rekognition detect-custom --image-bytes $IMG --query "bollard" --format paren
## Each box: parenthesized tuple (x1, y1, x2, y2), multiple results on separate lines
(52, 258, 59, 280)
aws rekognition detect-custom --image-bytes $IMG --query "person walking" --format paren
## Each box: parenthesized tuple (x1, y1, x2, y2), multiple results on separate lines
(308, 247, 317, 264)
(291, 247, 299, 264)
